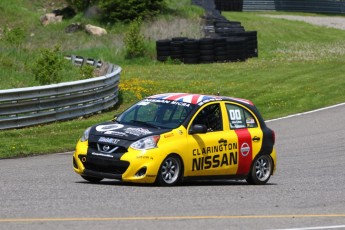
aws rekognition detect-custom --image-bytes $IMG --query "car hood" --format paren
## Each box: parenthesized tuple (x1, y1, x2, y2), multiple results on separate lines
(88, 121, 170, 145)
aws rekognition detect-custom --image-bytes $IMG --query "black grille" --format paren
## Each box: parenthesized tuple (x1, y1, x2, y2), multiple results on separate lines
(89, 142, 128, 154)
(79, 155, 129, 175)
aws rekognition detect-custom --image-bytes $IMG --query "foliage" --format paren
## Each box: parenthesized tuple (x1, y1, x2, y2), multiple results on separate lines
(65, 0, 96, 12)
(98, 0, 166, 23)
(79, 64, 95, 79)
(31, 46, 65, 85)
(2, 26, 26, 47)
(124, 18, 146, 59)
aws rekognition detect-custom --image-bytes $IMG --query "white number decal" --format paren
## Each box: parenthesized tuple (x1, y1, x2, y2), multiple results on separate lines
(229, 109, 241, 120)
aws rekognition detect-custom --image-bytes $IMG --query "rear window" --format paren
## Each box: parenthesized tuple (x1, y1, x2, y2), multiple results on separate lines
(226, 104, 258, 129)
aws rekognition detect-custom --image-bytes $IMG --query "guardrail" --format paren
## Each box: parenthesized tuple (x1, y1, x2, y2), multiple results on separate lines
(0, 56, 121, 130)
(243, 0, 345, 14)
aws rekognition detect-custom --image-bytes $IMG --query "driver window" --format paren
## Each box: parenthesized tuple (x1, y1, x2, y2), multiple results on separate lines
(192, 103, 223, 132)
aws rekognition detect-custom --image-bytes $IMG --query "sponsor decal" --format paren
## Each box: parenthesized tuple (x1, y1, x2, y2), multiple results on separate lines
(124, 127, 152, 136)
(91, 152, 113, 158)
(192, 153, 238, 171)
(197, 98, 222, 106)
(136, 156, 150, 159)
(246, 118, 255, 124)
(192, 142, 238, 171)
(192, 142, 237, 156)
(104, 131, 128, 137)
(144, 98, 191, 107)
(235, 129, 253, 175)
(240, 142, 250, 157)
(137, 101, 150, 106)
(98, 137, 120, 144)
(96, 124, 124, 132)
(164, 133, 174, 138)
(170, 101, 190, 107)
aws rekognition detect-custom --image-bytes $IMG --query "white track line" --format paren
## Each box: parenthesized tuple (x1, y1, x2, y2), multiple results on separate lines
(266, 102, 345, 123)
(269, 225, 345, 230)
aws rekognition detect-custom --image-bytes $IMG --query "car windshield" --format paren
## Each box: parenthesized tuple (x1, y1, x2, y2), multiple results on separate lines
(117, 98, 195, 129)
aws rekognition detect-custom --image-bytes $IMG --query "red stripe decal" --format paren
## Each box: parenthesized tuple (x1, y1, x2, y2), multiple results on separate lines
(191, 95, 201, 104)
(235, 129, 252, 175)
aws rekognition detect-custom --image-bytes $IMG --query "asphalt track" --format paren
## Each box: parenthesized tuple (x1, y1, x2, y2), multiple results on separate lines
(0, 103, 345, 230)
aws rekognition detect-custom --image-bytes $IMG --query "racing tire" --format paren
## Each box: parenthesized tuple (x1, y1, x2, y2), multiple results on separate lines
(246, 154, 272, 185)
(156, 155, 182, 186)
(81, 175, 103, 183)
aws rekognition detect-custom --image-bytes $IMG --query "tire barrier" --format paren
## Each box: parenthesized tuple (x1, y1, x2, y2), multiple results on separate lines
(0, 56, 121, 130)
(157, 0, 258, 64)
(156, 35, 256, 64)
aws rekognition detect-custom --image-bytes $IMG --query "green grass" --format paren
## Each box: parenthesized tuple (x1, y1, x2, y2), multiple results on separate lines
(0, 2, 345, 158)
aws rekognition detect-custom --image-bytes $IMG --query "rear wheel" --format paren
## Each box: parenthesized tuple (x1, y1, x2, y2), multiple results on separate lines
(81, 175, 103, 183)
(246, 154, 272, 185)
(157, 155, 182, 186)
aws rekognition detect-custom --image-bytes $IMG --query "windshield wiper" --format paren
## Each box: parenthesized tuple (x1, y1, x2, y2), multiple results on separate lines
(130, 120, 161, 129)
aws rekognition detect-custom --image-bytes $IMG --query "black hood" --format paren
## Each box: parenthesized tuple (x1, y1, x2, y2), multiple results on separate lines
(88, 121, 170, 147)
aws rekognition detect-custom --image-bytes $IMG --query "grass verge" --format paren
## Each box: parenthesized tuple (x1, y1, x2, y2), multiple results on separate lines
(0, 8, 345, 158)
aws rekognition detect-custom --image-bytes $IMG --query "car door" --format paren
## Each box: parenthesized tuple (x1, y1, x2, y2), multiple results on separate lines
(225, 103, 263, 176)
(185, 102, 238, 177)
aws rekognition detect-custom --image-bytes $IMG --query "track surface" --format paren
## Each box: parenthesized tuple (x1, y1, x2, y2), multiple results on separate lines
(1, 104, 345, 230)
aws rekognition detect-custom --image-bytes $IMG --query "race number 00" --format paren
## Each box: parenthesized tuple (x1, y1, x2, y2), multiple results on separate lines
(229, 109, 241, 121)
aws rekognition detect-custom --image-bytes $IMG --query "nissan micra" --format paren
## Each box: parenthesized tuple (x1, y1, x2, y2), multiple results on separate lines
(73, 93, 276, 186)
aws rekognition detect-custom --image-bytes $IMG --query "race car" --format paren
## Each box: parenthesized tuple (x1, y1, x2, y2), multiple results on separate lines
(73, 93, 276, 186)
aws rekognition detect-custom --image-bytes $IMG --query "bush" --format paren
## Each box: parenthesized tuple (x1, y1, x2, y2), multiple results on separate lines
(2, 26, 26, 47)
(124, 18, 146, 59)
(99, 0, 166, 23)
(32, 46, 65, 85)
(79, 64, 95, 79)
(65, 0, 95, 12)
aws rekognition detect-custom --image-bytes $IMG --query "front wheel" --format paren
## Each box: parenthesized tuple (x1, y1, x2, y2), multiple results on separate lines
(246, 154, 272, 185)
(156, 155, 182, 186)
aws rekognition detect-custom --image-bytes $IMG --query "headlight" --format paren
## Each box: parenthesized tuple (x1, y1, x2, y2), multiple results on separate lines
(80, 127, 91, 142)
(130, 135, 160, 150)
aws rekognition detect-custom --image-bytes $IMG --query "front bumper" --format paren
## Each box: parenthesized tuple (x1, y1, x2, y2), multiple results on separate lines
(73, 140, 163, 184)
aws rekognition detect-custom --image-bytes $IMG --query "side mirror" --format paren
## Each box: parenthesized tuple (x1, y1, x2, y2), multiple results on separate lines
(189, 124, 207, 135)
(112, 114, 118, 122)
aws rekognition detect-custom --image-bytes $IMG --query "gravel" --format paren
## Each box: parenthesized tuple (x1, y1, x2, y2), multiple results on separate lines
(262, 15, 345, 30)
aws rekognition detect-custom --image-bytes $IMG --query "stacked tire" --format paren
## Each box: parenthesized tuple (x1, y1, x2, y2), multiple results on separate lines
(214, 20, 244, 36)
(199, 38, 215, 63)
(227, 37, 247, 62)
(214, 37, 228, 62)
(156, 37, 250, 64)
(156, 39, 171, 62)
(228, 31, 258, 58)
(170, 37, 186, 62)
(183, 39, 200, 64)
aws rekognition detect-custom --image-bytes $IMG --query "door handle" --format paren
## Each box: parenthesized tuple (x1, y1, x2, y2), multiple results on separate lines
(252, 136, 261, 142)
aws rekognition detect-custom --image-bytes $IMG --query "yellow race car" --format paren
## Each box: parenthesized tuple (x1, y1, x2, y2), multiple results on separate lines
(73, 93, 276, 186)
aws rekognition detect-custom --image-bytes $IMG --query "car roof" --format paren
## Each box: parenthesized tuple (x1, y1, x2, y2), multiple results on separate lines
(147, 93, 254, 106)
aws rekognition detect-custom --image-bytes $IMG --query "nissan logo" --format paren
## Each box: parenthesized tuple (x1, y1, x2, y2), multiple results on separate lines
(103, 145, 110, 152)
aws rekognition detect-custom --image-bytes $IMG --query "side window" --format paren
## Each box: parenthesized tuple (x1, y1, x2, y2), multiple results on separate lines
(226, 104, 258, 129)
(192, 103, 223, 132)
